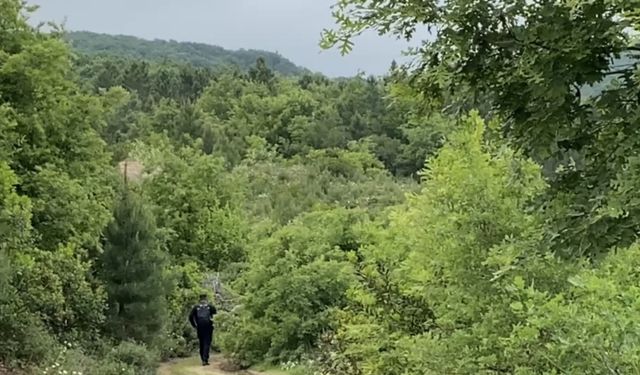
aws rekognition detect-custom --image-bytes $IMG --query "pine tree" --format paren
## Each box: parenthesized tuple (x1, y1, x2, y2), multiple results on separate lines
(101, 187, 170, 344)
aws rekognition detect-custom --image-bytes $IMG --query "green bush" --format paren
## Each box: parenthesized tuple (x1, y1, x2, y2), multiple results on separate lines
(39, 346, 98, 375)
(313, 114, 564, 374)
(154, 330, 190, 362)
(102, 341, 158, 375)
(217, 207, 362, 366)
(217, 309, 275, 368)
(33, 342, 157, 375)
(0, 165, 58, 368)
(0, 297, 57, 368)
(502, 242, 640, 373)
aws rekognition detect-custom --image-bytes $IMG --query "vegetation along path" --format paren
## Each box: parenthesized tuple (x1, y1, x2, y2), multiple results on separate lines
(157, 357, 288, 375)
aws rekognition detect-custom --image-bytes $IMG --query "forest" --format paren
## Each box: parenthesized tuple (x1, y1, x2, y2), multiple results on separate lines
(66, 31, 307, 76)
(2, 0, 640, 374)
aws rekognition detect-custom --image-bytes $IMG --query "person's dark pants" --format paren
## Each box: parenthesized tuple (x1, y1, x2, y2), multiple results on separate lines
(197, 324, 213, 363)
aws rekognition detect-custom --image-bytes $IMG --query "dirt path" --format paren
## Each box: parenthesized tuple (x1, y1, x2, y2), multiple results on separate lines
(157, 357, 282, 375)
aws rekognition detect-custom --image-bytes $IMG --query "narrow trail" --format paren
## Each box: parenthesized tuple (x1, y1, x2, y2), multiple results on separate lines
(157, 357, 282, 375)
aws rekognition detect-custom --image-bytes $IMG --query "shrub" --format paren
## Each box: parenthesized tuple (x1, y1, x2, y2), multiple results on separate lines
(102, 341, 158, 375)
(217, 208, 362, 366)
(0, 307, 57, 369)
(313, 113, 561, 374)
(217, 309, 275, 368)
(0, 252, 58, 369)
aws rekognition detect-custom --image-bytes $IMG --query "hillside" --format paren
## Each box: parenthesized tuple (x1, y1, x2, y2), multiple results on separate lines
(65, 31, 308, 75)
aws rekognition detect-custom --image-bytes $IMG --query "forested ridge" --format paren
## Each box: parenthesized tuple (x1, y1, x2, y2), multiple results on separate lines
(3, 0, 640, 374)
(66, 31, 307, 76)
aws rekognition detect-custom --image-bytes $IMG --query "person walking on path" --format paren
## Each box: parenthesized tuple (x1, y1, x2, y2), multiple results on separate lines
(189, 294, 217, 366)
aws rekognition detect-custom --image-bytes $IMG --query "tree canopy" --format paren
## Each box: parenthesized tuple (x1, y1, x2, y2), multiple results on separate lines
(67, 31, 307, 75)
(3, 0, 640, 373)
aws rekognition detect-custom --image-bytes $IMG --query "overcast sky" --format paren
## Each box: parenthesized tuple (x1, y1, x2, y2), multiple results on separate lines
(28, 0, 424, 77)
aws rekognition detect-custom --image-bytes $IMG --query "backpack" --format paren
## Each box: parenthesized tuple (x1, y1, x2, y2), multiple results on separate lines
(195, 303, 211, 325)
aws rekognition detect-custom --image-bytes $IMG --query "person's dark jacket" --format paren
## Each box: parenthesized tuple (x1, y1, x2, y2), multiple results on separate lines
(189, 303, 217, 329)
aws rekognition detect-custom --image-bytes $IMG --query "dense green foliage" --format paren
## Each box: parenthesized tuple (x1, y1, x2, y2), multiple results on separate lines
(67, 31, 307, 75)
(311, 0, 640, 373)
(218, 208, 364, 367)
(0, 1, 418, 372)
(4, 0, 640, 373)
(322, 0, 640, 259)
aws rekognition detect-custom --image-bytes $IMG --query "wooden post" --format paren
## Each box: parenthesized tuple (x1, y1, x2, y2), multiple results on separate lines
(123, 160, 128, 186)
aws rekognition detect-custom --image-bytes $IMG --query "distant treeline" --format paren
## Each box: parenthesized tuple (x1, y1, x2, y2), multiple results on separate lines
(66, 31, 308, 75)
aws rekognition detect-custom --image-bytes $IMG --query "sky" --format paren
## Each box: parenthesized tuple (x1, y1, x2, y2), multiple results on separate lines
(28, 0, 425, 77)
